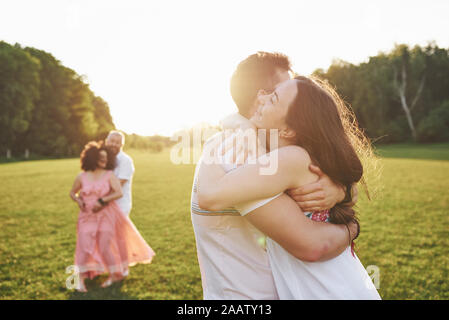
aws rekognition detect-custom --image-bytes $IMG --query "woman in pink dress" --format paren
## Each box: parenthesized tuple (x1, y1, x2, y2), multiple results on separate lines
(69, 141, 155, 292)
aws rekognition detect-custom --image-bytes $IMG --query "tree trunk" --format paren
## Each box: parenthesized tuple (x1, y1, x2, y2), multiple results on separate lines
(398, 93, 417, 140)
(393, 64, 424, 141)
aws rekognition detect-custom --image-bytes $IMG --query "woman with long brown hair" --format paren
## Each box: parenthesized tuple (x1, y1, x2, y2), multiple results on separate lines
(197, 76, 380, 299)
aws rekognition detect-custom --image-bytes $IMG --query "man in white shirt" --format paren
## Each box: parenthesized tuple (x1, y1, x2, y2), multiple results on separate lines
(191, 52, 358, 300)
(105, 131, 135, 216)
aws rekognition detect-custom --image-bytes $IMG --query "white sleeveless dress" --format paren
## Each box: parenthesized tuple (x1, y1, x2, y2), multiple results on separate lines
(213, 127, 380, 299)
(266, 211, 381, 300)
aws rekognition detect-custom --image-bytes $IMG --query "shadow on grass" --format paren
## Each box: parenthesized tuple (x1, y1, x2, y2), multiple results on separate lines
(67, 276, 139, 300)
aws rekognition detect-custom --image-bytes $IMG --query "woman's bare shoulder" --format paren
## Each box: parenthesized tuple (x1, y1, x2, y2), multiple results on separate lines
(277, 145, 312, 165)
(75, 171, 85, 180)
(108, 170, 118, 180)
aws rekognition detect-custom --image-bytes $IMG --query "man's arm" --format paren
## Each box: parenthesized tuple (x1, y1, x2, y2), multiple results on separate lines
(244, 193, 356, 262)
(116, 156, 134, 189)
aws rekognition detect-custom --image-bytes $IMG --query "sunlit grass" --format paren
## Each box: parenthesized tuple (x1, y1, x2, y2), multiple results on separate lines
(0, 151, 199, 299)
(0, 144, 448, 299)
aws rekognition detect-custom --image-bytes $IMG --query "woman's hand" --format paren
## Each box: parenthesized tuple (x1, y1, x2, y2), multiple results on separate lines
(100, 173, 123, 203)
(92, 201, 103, 213)
(76, 197, 86, 210)
(287, 164, 346, 212)
(70, 173, 85, 210)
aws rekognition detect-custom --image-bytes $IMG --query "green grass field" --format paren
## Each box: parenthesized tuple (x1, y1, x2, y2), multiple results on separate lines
(0, 143, 448, 300)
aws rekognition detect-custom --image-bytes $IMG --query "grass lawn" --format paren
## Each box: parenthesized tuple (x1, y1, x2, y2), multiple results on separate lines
(0, 143, 448, 299)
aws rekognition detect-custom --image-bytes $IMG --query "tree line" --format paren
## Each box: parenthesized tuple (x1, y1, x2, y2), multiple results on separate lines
(123, 134, 175, 153)
(0, 41, 173, 159)
(314, 42, 449, 143)
(2, 42, 448, 160)
(0, 41, 116, 157)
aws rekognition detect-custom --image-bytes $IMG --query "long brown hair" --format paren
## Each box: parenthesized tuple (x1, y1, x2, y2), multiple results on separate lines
(286, 76, 374, 228)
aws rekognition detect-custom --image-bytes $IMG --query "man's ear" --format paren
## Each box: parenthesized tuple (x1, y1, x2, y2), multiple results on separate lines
(280, 127, 296, 140)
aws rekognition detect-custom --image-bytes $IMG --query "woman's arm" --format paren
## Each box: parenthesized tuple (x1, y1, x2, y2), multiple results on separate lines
(92, 172, 123, 213)
(244, 193, 354, 262)
(69, 173, 85, 210)
(197, 146, 312, 211)
(102, 173, 123, 203)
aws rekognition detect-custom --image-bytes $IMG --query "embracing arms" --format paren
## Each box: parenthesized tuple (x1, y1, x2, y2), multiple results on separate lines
(245, 193, 354, 262)
(102, 174, 123, 202)
(198, 146, 315, 211)
(196, 146, 357, 262)
(198, 145, 355, 212)
(287, 164, 357, 212)
(69, 172, 123, 212)
(91, 174, 123, 212)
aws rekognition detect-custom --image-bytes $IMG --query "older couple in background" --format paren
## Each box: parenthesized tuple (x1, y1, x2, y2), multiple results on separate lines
(69, 131, 154, 292)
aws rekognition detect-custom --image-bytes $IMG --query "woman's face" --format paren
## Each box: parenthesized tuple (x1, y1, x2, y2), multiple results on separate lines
(97, 150, 108, 169)
(250, 79, 298, 131)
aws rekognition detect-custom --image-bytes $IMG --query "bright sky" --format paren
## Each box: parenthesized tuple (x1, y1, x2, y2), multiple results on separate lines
(1, 0, 448, 136)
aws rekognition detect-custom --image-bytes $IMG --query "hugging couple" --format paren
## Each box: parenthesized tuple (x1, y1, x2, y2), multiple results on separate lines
(190, 52, 381, 300)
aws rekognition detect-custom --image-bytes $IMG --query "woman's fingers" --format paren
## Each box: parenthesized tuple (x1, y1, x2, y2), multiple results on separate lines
(288, 181, 323, 198)
(288, 190, 325, 202)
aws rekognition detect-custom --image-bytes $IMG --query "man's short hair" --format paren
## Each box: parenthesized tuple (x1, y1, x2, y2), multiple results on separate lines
(230, 51, 291, 117)
(107, 130, 125, 145)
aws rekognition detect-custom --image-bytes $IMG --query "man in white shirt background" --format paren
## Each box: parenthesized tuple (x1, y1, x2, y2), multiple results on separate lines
(191, 52, 358, 300)
(105, 130, 135, 216)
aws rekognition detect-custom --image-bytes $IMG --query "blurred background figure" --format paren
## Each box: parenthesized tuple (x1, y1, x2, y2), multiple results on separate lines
(69, 141, 154, 292)
(105, 131, 135, 216)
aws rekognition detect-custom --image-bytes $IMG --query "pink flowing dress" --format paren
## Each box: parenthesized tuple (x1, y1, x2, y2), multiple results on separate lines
(75, 170, 155, 279)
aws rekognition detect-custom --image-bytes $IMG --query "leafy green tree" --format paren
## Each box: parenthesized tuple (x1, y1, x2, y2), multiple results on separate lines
(417, 100, 449, 142)
(0, 42, 40, 155)
(315, 43, 449, 143)
(1, 41, 118, 158)
(22, 46, 115, 156)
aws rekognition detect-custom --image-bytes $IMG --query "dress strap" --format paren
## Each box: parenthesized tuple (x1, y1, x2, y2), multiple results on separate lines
(351, 241, 356, 258)
(80, 171, 87, 184)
